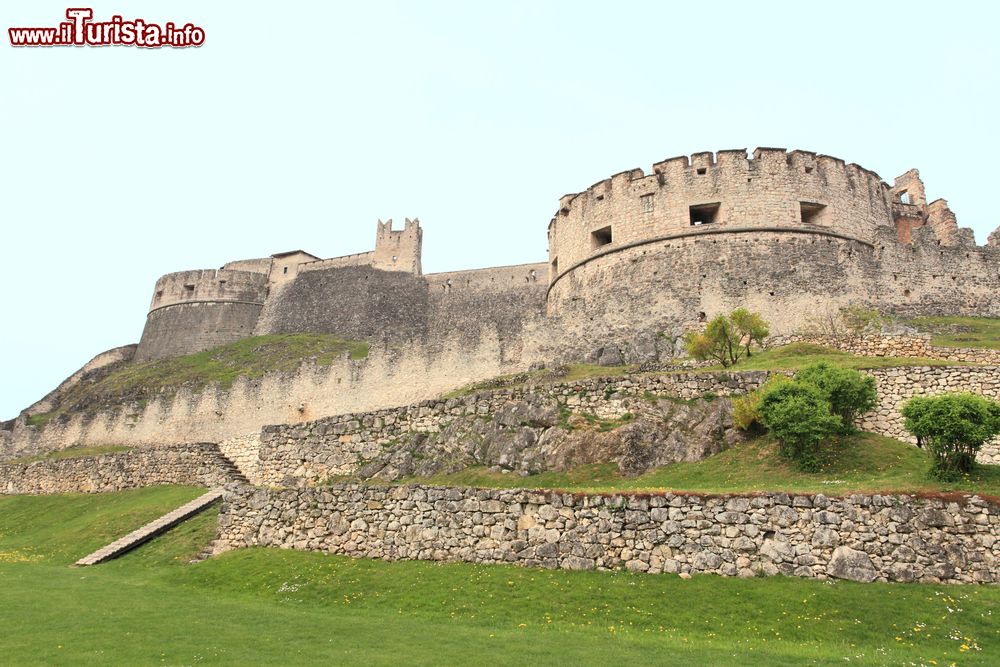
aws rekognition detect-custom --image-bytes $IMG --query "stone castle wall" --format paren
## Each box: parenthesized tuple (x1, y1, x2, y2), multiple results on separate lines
(216, 483, 1000, 584)
(0, 341, 539, 463)
(0, 443, 236, 495)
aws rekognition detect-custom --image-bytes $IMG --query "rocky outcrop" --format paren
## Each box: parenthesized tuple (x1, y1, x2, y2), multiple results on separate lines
(264, 393, 743, 485)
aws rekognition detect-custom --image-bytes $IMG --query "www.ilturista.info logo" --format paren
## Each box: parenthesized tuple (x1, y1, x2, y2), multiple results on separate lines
(9, 8, 205, 48)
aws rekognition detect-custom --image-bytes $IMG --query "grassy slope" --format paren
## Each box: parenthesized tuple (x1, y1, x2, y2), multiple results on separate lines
(906, 315, 1000, 350)
(5, 444, 132, 465)
(27, 333, 369, 426)
(712, 342, 974, 372)
(1, 487, 997, 665)
(401, 432, 1000, 498)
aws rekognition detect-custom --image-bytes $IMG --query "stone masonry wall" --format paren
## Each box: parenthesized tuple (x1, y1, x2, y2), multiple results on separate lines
(255, 371, 762, 486)
(216, 483, 1000, 584)
(0, 444, 237, 495)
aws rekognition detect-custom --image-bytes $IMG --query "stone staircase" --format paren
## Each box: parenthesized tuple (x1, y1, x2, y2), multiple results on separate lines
(74, 489, 224, 566)
(210, 449, 250, 485)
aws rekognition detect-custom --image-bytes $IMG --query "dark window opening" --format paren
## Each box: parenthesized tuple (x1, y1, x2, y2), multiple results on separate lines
(804, 166, 814, 174)
(283, 266, 288, 274)
(698, 311, 707, 322)
(689, 203, 720, 226)
(591, 225, 613, 249)
(184, 284, 195, 291)
(551, 258, 558, 276)
(595, 194, 605, 201)
(696, 167, 707, 175)
(155, 290, 164, 300)
(800, 201, 827, 225)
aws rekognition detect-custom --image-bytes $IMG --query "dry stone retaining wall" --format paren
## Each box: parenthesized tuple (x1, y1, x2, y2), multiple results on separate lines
(0, 444, 237, 495)
(216, 483, 1000, 585)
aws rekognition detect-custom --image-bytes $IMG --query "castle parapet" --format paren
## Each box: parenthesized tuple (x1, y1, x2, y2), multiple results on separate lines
(547, 147, 895, 277)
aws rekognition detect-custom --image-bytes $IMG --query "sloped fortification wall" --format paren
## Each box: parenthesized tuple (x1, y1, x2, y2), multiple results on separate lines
(217, 484, 1000, 584)
(0, 444, 234, 494)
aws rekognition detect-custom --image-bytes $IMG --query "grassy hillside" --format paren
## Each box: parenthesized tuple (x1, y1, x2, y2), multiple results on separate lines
(712, 342, 974, 372)
(401, 432, 1000, 498)
(26, 334, 369, 427)
(905, 315, 1000, 350)
(1, 487, 997, 665)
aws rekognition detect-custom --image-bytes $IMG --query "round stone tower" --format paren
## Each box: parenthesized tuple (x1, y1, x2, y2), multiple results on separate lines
(546, 148, 895, 335)
(135, 268, 270, 361)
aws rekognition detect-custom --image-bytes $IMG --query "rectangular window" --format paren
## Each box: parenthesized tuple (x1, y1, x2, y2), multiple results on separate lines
(899, 191, 912, 204)
(551, 257, 558, 277)
(640, 193, 654, 213)
(689, 203, 720, 226)
(800, 201, 827, 225)
(591, 226, 613, 249)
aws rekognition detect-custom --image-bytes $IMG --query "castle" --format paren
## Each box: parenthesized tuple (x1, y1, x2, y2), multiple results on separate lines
(135, 147, 1000, 365)
(4, 147, 1000, 459)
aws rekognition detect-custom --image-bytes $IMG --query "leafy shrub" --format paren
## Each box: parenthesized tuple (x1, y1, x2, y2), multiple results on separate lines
(794, 362, 876, 432)
(684, 308, 770, 367)
(901, 393, 1000, 480)
(732, 375, 791, 432)
(758, 381, 842, 471)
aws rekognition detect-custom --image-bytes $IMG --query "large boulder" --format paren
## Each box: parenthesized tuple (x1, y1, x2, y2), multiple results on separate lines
(827, 546, 878, 582)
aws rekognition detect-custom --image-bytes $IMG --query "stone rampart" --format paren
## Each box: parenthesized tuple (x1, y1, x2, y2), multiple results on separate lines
(216, 483, 1000, 584)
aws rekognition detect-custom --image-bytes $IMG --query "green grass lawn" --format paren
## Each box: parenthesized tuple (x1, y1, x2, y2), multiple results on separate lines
(709, 342, 973, 372)
(1, 487, 998, 665)
(26, 333, 369, 427)
(5, 443, 132, 465)
(905, 316, 1000, 350)
(401, 432, 1000, 499)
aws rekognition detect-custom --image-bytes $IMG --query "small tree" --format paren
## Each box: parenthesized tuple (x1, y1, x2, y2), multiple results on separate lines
(684, 309, 770, 367)
(758, 381, 842, 471)
(730, 308, 770, 359)
(795, 362, 876, 432)
(901, 393, 1000, 480)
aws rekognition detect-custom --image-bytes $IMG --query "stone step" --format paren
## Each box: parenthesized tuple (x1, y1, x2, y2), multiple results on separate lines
(74, 489, 224, 567)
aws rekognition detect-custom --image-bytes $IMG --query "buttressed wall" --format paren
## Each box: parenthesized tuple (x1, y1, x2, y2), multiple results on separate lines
(547, 149, 1000, 336)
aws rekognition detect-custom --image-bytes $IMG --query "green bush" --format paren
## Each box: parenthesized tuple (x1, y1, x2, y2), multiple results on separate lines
(795, 362, 876, 432)
(901, 393, 1000, 480)
(684, 308, 770, 367)
(758, 382, 842, 471)
(732, 375, 791, 432)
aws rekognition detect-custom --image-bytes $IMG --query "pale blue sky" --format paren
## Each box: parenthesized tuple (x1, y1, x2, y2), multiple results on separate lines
(2, 1, 998, 418)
